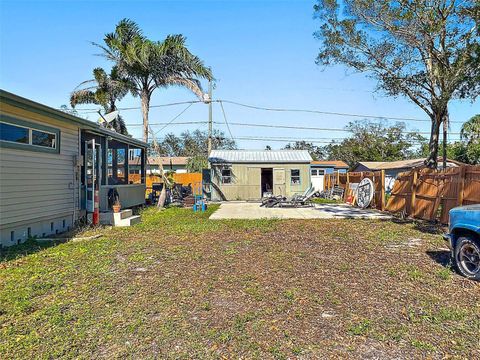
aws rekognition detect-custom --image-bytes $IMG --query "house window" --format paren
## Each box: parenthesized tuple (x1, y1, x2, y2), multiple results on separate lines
(221, 169, 232, 184)
(32, 129, 56, 149)
(311, 168, 325, 176)
(108, 141, 127, 185)
(127, 147, 144, 184)
(0, 118, 59, 152)
(291, 169, 301, 185)
(0, 122, 29, 143)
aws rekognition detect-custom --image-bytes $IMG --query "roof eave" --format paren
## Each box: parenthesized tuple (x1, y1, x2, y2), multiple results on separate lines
(0, 89, 147, 148)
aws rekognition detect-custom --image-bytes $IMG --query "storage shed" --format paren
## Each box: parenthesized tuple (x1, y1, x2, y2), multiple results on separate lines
(0, 90, 147, 247)
(208, 150, 313, 201)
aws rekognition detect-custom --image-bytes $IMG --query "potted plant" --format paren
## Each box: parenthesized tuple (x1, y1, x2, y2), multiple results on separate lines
(112, 199, 121, 213)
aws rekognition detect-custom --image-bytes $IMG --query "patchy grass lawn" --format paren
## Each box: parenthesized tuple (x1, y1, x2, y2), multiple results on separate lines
(1, 205, 479, 359)
(311, 197, 339, 204)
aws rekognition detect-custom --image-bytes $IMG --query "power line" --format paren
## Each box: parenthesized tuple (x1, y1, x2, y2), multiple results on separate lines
(152, 103, 193, 136)
(218, 100, 465, 124)
(61, 100, 203, 113)
(234, 136, 460, 144)
(214, 121, 463, 135)
(128, 121, 208, 127)
(131, 134, 462, 144)
(128, 119, 463, 136)
(67, 98, 466, 124)
(219, 101, 235, 141)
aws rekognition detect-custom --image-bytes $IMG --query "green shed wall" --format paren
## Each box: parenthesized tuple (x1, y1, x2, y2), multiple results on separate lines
(211, 163, 310, 201)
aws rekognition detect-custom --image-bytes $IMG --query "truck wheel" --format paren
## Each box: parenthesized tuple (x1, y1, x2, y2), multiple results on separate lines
(454, 236, 480, 281)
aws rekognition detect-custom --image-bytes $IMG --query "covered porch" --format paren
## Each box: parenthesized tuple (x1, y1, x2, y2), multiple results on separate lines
(81, 129, 147, 214)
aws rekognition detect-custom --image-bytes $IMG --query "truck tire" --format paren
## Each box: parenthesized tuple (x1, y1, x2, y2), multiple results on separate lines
(454, 236, 480, 281)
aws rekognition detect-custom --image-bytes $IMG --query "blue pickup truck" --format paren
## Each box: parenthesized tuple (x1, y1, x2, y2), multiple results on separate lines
(444, 205, 480, 281)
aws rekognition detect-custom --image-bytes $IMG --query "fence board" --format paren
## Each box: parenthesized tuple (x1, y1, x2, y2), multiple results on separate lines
(128, 173, 202, 197)
(324, 170, 386, 211)
(385, 165, 480, 224)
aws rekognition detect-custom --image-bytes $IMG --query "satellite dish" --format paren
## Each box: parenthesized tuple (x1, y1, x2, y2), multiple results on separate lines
(202, 93, 211, 103)
(356, 178, 374, 209)
(98, 110, 119, 124)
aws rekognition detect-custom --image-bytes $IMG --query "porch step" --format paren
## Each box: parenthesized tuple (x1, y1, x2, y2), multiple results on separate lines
(99, 210, 141, 227)
(120, 209, 133, 219)
(113, 214, 141, 227)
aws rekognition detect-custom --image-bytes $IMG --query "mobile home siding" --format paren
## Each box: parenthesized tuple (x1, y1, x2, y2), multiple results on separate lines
(211, 163, 310, 201)
(0, 103, 81, 246)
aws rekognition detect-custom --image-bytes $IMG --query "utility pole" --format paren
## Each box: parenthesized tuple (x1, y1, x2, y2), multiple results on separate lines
(207, 81, 213, 157)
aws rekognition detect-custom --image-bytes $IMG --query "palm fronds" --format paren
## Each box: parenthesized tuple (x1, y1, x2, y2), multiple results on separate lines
(70, 65, 132, 135)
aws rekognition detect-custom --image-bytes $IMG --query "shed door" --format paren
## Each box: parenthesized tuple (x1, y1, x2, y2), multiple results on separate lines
(273, 168, 286, 197)
(311, 168, 325, 192)
(246, 167, 261, 200)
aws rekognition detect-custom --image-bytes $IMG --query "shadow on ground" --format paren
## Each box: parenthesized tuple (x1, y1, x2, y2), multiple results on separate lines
(379, 216, 445, 235)
(0, 239, 66, 263)
(426, 250, 452, 268)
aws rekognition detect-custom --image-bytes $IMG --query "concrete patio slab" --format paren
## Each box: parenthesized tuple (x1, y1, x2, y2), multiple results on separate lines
(209, 201, 392, 220)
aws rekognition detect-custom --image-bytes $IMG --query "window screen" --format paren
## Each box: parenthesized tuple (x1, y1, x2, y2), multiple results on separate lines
(291, 169, 301, 185)
(221, 169, 232, 184)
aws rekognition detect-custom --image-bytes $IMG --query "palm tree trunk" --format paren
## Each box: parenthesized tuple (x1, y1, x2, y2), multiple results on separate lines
(157, 186, 167, 208)
(141, 90, 150, 143)
(156, 166, 168, 208)
(425, 113, 442, 169)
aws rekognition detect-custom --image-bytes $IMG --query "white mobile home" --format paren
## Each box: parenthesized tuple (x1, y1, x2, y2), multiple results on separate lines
(0, 90, 147, 247)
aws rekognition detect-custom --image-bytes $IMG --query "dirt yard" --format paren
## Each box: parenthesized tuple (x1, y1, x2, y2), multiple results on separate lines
(1, 205, 479, 359)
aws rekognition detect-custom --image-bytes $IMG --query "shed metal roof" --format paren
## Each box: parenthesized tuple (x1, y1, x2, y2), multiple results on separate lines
(209, 150, 313, 163)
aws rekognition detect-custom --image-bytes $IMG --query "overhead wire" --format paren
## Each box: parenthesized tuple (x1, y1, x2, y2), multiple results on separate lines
(60, 100, 203, 113)
(152, 103, 193, 136)
(66, 98, 466, 124)
(216, 100, 466, 123)
(219, 101, 235, 141)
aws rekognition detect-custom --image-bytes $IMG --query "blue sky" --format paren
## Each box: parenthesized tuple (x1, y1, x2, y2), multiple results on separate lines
(1, 0, 478, 149)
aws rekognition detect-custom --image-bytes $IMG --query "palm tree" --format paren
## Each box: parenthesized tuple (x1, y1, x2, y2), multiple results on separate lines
(70, 66, 131, 135)
(95, 19, 213, 142)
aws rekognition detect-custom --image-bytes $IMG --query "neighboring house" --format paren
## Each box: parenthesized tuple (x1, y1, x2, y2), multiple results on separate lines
(129, 156, 189, 174)
(310, 160, 349, 191)
(353, 158, 464, 193)
(208, 150, 313, 201)
(0, 90, 147, 247)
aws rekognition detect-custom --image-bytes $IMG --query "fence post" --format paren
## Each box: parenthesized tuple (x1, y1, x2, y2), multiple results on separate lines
(457, 166, 466, 207)
(410, 170, 418, 217)
(380, 170, 385, 211)
(344, 172, 350, 202)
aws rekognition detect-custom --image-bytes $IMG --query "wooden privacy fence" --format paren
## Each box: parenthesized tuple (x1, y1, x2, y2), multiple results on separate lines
(385, 166, 480, 224)
(324, 170, 386, 211)
(128, 173, 202, 197)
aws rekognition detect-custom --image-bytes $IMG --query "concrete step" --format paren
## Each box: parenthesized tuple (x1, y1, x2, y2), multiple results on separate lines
(120, 209, 133, 219)
(100, 210, 140, 227)
(114, 214, 141, 227)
